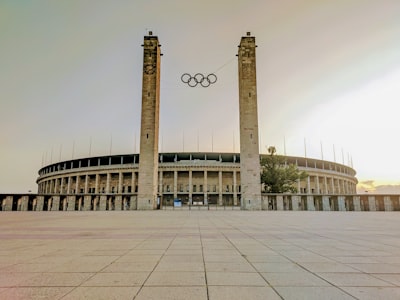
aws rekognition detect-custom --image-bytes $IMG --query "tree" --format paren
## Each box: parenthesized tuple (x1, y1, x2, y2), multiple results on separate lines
(261, 146, 308, 193)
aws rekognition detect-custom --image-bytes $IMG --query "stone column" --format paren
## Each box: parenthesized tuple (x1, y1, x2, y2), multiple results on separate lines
(137, 32, 161, 210)
(130, 195, 137, 210)
(3, 196, 13, 211)
(60, 178, 64, 194)
(84, 175, 89, 194)
(353, 196, 361, 211)
(83, 195, 92, 211)
(368, 196, 376, 211)
(36, 196, 44, 211)
(322, 196, 331, 211)
(218, 171, 223, 205)
(54, 179, 59, 194)
(158, 170, 163, 198)
(93, 196, 98, 211)
(238, 32, 261, 210)
(118, 172, 123, 194)
(204, 170, 208, 205)
(75, 176, 80, 194)
(49, 180, 54, 194)
(66, 196, 74, 211)
(99, 195, 107, 210)
(115, 195, 122, 211)
(233, 170, 237, 206)
(173, 171, 178, 199)
(306, 195, 315, 211)
(52, 196, 60, 211)
(77, 197, 82, 211)
(307, 176, 311, 194)
(276, 195, 284, 210)
(384, 196, 393, 211)
(338, 196, 346, 211)
(316, 176, 320, 194)
(188, 170, 192, 205)
(18, 196, 27, 211)
(324, 176, 328, 194)
(291, 195, 300, 211)
(106, 173, 111, 194)
(67, 176, 72, 194)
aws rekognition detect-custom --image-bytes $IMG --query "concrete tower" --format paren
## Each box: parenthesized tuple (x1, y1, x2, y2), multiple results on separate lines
(238, 32, 262, 210)
(137, 32, 161, 210)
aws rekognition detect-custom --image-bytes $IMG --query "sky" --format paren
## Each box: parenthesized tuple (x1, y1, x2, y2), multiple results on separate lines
(1, 0, 400, 194)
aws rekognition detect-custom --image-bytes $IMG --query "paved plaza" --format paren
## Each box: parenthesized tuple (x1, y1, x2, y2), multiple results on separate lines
(0, 211, 400, 299)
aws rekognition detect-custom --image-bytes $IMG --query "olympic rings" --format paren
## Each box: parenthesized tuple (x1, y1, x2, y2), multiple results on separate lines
(181, 73, 217, 87)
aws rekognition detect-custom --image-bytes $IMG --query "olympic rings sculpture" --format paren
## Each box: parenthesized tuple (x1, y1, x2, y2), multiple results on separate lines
(181, 73, 217, 87)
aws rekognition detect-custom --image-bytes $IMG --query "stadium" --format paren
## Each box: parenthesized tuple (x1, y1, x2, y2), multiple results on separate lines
(35, 152, 358, 210)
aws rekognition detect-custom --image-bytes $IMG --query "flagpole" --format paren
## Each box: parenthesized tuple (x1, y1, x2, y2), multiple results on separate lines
(89, 137, 92, 157)
(320, 141, 324, 160)
(109, 134, 112, 156)
(283, 136, 287, 156)
(211, 130, 214, 152)
(333, 144, 336, 162)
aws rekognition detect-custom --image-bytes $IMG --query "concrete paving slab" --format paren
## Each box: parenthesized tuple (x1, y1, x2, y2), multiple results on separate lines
(0, 287, 73, 300)
(205, 262, 256, 272)
(62, 286, 140, 300)
(102, 261, 158, 272)
(135, 286, 207, 300)
(208, 286, 281, 300)
(145, 271, 206, 286)
(1, 211, 400, 299)
(261, 271, 331, 287)
(207, 272, 267, 286)
(299, 262, 361, 273)
(20, 272, 93, 287)
(245, 254, 291, 263)
(82, 272, 149, 286)
(372, 274, 400, 286)
(341, 287, 400, 300)
(318, 272, 394, 287)
(275, 286, 355, 299)
(155, 261, 205, 272)
(348, 263, 400, 273)
(253, 262, 305, 273)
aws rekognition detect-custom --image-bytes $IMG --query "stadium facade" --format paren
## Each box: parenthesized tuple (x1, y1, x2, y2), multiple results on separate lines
(34, 152, 358, 210)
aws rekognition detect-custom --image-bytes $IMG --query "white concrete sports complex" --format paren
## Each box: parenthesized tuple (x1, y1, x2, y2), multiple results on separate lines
(29, 152, 358, 210)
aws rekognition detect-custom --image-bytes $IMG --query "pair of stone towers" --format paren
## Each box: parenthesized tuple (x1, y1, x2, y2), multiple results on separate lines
(137, 32, 261, 210)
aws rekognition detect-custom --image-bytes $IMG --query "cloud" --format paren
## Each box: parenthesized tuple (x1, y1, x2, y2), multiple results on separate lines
(357, 180, 400, 194)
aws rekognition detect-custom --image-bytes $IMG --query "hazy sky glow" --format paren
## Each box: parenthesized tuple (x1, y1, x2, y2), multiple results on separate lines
(1, 0, 400, 193)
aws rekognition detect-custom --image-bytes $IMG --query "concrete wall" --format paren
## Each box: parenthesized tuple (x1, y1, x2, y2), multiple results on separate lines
(1, 194, 400, 212)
